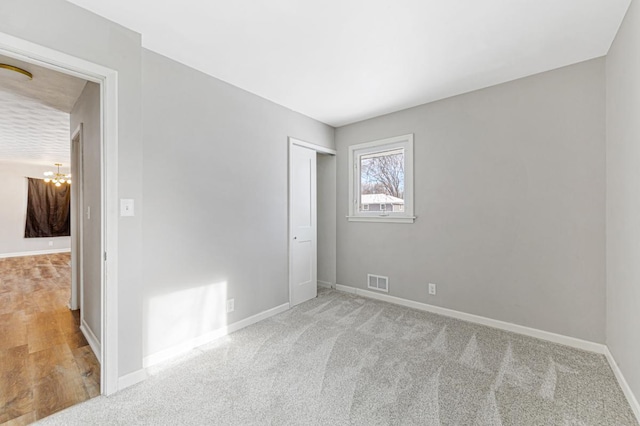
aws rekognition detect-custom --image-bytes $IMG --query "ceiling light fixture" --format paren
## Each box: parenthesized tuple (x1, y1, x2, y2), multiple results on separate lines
(44, 163, 71, 187)
(0, 63, 33, 80)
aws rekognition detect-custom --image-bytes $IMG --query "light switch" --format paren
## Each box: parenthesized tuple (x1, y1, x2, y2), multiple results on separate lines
(120, 199, 135, 217)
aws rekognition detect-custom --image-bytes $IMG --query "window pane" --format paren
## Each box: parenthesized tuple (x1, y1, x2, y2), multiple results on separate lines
(359, 148, 404, 213)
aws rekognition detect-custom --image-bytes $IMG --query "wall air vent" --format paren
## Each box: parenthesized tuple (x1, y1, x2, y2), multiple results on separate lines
(367, 274, 389, 293)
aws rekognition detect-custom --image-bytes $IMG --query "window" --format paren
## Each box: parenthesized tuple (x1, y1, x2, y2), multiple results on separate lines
(348, 134, 414, 223)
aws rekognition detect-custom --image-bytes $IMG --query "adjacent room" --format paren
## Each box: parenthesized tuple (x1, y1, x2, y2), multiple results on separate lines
(1, 0, 639, 424)
(0, 55, 102, 422)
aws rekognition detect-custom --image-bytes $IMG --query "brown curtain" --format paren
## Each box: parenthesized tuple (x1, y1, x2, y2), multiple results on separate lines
(25, 178, 71, 238)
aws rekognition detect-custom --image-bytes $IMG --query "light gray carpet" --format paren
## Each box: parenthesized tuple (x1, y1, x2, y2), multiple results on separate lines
(37, 289, 637, 425)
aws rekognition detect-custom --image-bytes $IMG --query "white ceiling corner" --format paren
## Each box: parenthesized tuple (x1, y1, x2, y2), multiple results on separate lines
(66, 0, 630, 127)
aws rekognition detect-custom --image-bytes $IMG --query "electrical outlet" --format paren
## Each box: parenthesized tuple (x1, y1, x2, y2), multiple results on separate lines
(428, 283, 437, 296)
(48, 241, 54, 247)
(226, 299, 234, 313)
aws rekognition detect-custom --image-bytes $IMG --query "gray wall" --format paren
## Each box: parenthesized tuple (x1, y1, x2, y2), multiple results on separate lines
(70, 82, 101, 344)
(1, 0, 144, 376)
(606, 0, 640, 404)
(317, 154, 337, 286)
(336, 58, 606, 343)
(0, 162, 71, 255)
(141, 50, 334, 357)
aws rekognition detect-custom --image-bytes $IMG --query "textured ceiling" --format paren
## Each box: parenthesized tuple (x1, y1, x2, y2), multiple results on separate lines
(0, 89, 71, 166)
(66, 0, 630, 126)
(0, 54, 87, 167)
(0, 54, 87, 113)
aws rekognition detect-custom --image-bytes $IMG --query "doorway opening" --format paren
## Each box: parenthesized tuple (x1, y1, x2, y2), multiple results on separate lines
(0, 30, 120, 420)
(0, 53, 102, 422)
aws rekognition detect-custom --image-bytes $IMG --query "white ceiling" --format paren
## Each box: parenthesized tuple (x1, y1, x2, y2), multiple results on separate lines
(0, 54, 86, 166)
(66, 0, 629, 127)
(0, 54, 87, 113)
(0, 90, 71, 166)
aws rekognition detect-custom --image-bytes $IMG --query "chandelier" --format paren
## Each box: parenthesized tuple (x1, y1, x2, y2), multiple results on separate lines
(44, 163, 71, 186)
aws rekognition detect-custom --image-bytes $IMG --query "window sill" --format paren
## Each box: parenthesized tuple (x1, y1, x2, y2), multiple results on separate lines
(346, 216, 416, 224)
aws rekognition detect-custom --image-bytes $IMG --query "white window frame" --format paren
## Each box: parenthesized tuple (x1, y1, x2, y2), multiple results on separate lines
(348, 134, 415, 223)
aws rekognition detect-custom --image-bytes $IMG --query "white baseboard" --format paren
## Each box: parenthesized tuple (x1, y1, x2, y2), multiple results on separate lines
(0, 248, 71, 259)
(317, 280, 333, 289)
(604, 347, 640, 422)
(334, 284, 606, 354)
(143, 302, 290, 368)
(336, 284, 357, 294)
(80, 318, 102, 362)
(118, 368, 148, 391)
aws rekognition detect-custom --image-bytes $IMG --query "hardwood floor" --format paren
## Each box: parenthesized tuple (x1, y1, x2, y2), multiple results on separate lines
(0, 253, 99, 425)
